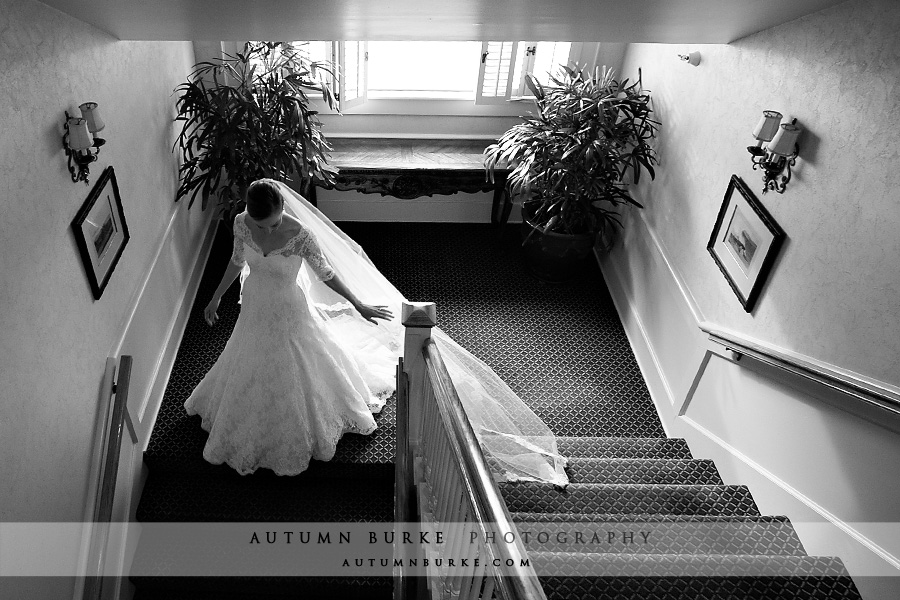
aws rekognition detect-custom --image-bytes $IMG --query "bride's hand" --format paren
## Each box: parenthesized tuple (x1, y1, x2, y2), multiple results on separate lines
(204, 297, 220, 326)
(356, 304, 393, 325)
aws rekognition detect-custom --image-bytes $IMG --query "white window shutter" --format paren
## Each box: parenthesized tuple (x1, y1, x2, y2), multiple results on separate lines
(475, 41, 518, 105)
(530, 41, 577, 85)
(338, 41, 367, 110)
(511, 42, 537, 97)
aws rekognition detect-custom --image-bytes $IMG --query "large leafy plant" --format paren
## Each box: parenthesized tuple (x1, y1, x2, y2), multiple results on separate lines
(174, 41, 339, 218)
(484, 65, 660, 236)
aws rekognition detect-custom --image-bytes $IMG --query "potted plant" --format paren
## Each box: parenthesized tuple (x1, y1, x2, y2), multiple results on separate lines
(484, 64, 660, 281)
(173, 41, 339, 220)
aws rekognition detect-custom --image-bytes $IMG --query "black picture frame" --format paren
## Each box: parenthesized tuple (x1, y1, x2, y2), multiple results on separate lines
(707, 174, 785, 312)
(72, 166, 129, 300)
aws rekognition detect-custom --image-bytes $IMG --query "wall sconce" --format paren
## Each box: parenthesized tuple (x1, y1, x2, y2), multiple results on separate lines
(63, 102, 106, 185)
(747, 110, 801, 194)
(677, 51, 701, 66)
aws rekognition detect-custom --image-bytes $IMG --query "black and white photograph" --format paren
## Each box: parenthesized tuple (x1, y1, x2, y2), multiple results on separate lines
(708, 174, 785, 312)
(725, 205, 759, 272)
(89, 202, 116, 259)
(71, 165, 130, 299)
(3, 1, 899, 600)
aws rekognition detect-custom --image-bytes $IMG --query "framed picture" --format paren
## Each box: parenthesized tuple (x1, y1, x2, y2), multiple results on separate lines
(707, 175, 785, 312)
(72, 166, 129, 299)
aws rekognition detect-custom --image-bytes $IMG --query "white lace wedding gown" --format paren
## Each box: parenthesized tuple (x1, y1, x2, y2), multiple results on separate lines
(184, 213, 395, 476)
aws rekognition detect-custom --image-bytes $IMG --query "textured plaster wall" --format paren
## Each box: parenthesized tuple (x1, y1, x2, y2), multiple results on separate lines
(0, 0, 196, 558)
(618, 0, 900, 388)
(603, 3, 900, 593)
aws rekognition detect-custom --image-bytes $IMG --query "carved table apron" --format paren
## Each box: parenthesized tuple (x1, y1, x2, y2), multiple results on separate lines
(308, 138, 511, 225)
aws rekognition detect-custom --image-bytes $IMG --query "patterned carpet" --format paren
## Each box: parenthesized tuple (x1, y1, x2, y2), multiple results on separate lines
(338, 221, 663, 438)
(141, 221, 663, 484)
(133, 220, 663, 598)
(133, 220, 860, 599)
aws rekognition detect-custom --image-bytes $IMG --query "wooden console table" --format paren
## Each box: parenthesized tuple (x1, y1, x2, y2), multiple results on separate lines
(307, 138, 512, 225)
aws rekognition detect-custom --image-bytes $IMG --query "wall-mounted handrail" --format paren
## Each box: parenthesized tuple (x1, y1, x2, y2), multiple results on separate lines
(422, 339, 546, 600)
(394, 358, 416, 600)
(83, 355, 133, 600)
(700, 323, 900, 418)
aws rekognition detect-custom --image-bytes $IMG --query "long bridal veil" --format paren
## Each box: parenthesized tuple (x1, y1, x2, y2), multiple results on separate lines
(272, 181, 569, 487)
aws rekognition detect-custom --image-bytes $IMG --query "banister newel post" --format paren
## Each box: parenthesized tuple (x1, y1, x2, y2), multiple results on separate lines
(401, 301, 437, 453)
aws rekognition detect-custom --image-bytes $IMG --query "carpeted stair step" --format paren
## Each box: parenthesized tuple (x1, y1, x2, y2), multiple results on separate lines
(135, 470, 393, 522)
(532, 553, 862, 600)
(509, 513, 807, 556)
(564, 458, 722, 485)
(142, 398, 396, 480)
(499, 483, 760, 517)
(555, 436, 693, 459)
(131, 575, 392, 600)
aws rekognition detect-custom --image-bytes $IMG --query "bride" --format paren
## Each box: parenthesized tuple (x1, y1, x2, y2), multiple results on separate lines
(185, 178, 569, 486)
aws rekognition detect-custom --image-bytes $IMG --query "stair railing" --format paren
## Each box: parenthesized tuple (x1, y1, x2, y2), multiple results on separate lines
(395, 302, 546, 600)
(701, 323, 900, 418)
(82, 355, 135, 600)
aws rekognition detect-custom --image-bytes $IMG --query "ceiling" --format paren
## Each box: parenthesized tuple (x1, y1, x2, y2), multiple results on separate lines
(40, 0, 846, 43)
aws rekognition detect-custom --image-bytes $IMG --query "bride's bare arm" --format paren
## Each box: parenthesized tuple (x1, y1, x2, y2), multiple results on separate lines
(323, 273, 393, 324)
(204, 261, 244, 326)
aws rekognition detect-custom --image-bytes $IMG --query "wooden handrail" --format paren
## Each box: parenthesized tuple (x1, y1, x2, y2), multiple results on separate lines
(701, 324, 900, 418)
(83, 355, 133, 600)
(423, 339, 546, 600)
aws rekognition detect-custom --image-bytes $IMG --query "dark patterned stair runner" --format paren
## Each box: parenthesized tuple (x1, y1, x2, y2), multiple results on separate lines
(495, 436, 861, 599)
(132, 222, 861, 599)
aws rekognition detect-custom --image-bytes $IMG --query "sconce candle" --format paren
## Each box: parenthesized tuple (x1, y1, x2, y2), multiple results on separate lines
(67, 117, 93, 150)
(768, 123, 801, 156)
(752, 111, 782, 143)
(747, 113, 801, 194)
(79, 102, 105, 134)
(63, 102, 107, 185)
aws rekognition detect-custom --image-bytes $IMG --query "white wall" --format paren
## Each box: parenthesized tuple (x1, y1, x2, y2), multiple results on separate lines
(604, 1, 900, 598)
(617, 0, 900, 387)
(0, 1, 208, 598)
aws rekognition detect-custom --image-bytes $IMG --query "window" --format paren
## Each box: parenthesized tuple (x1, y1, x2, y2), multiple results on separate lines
(368, 41, 482, 100)
(521, 42, 574, 92)
(245, 40, 333, 90)
(282, 40, 578, 109)
(479, 41, 574, 104)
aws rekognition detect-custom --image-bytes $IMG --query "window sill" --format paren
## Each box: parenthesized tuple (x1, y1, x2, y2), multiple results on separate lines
(311, 97, 534, 117)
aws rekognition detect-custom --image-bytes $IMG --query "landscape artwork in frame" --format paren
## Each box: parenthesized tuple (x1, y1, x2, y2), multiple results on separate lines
(707, 175, 785, 312)
(72, 166, 129, 300)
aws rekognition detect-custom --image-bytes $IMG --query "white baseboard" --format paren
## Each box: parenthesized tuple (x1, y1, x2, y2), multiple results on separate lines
(133, 215, 217, 452)
(596, 247, 674, 437)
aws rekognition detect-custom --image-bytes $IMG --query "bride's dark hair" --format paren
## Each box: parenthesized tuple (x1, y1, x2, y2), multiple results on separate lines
(246, 179, 284, 219)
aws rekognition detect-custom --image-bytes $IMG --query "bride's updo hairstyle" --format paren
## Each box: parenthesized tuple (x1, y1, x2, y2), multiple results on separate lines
(246, 179, 284, 220)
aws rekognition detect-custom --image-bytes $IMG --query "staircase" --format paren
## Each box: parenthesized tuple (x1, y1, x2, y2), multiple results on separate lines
(133, 406, 863, 600)
(494, 436, 862, 600)
(131, 389, 397, 598)
(130, 222, 862, 599)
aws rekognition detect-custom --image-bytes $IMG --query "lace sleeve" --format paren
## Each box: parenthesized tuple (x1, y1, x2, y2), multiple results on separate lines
(231, 215, 247, 267)
(298, 229, 335, 281)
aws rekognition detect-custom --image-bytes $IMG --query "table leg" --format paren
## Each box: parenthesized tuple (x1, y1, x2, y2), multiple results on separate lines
(491, 173, 511, 227)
